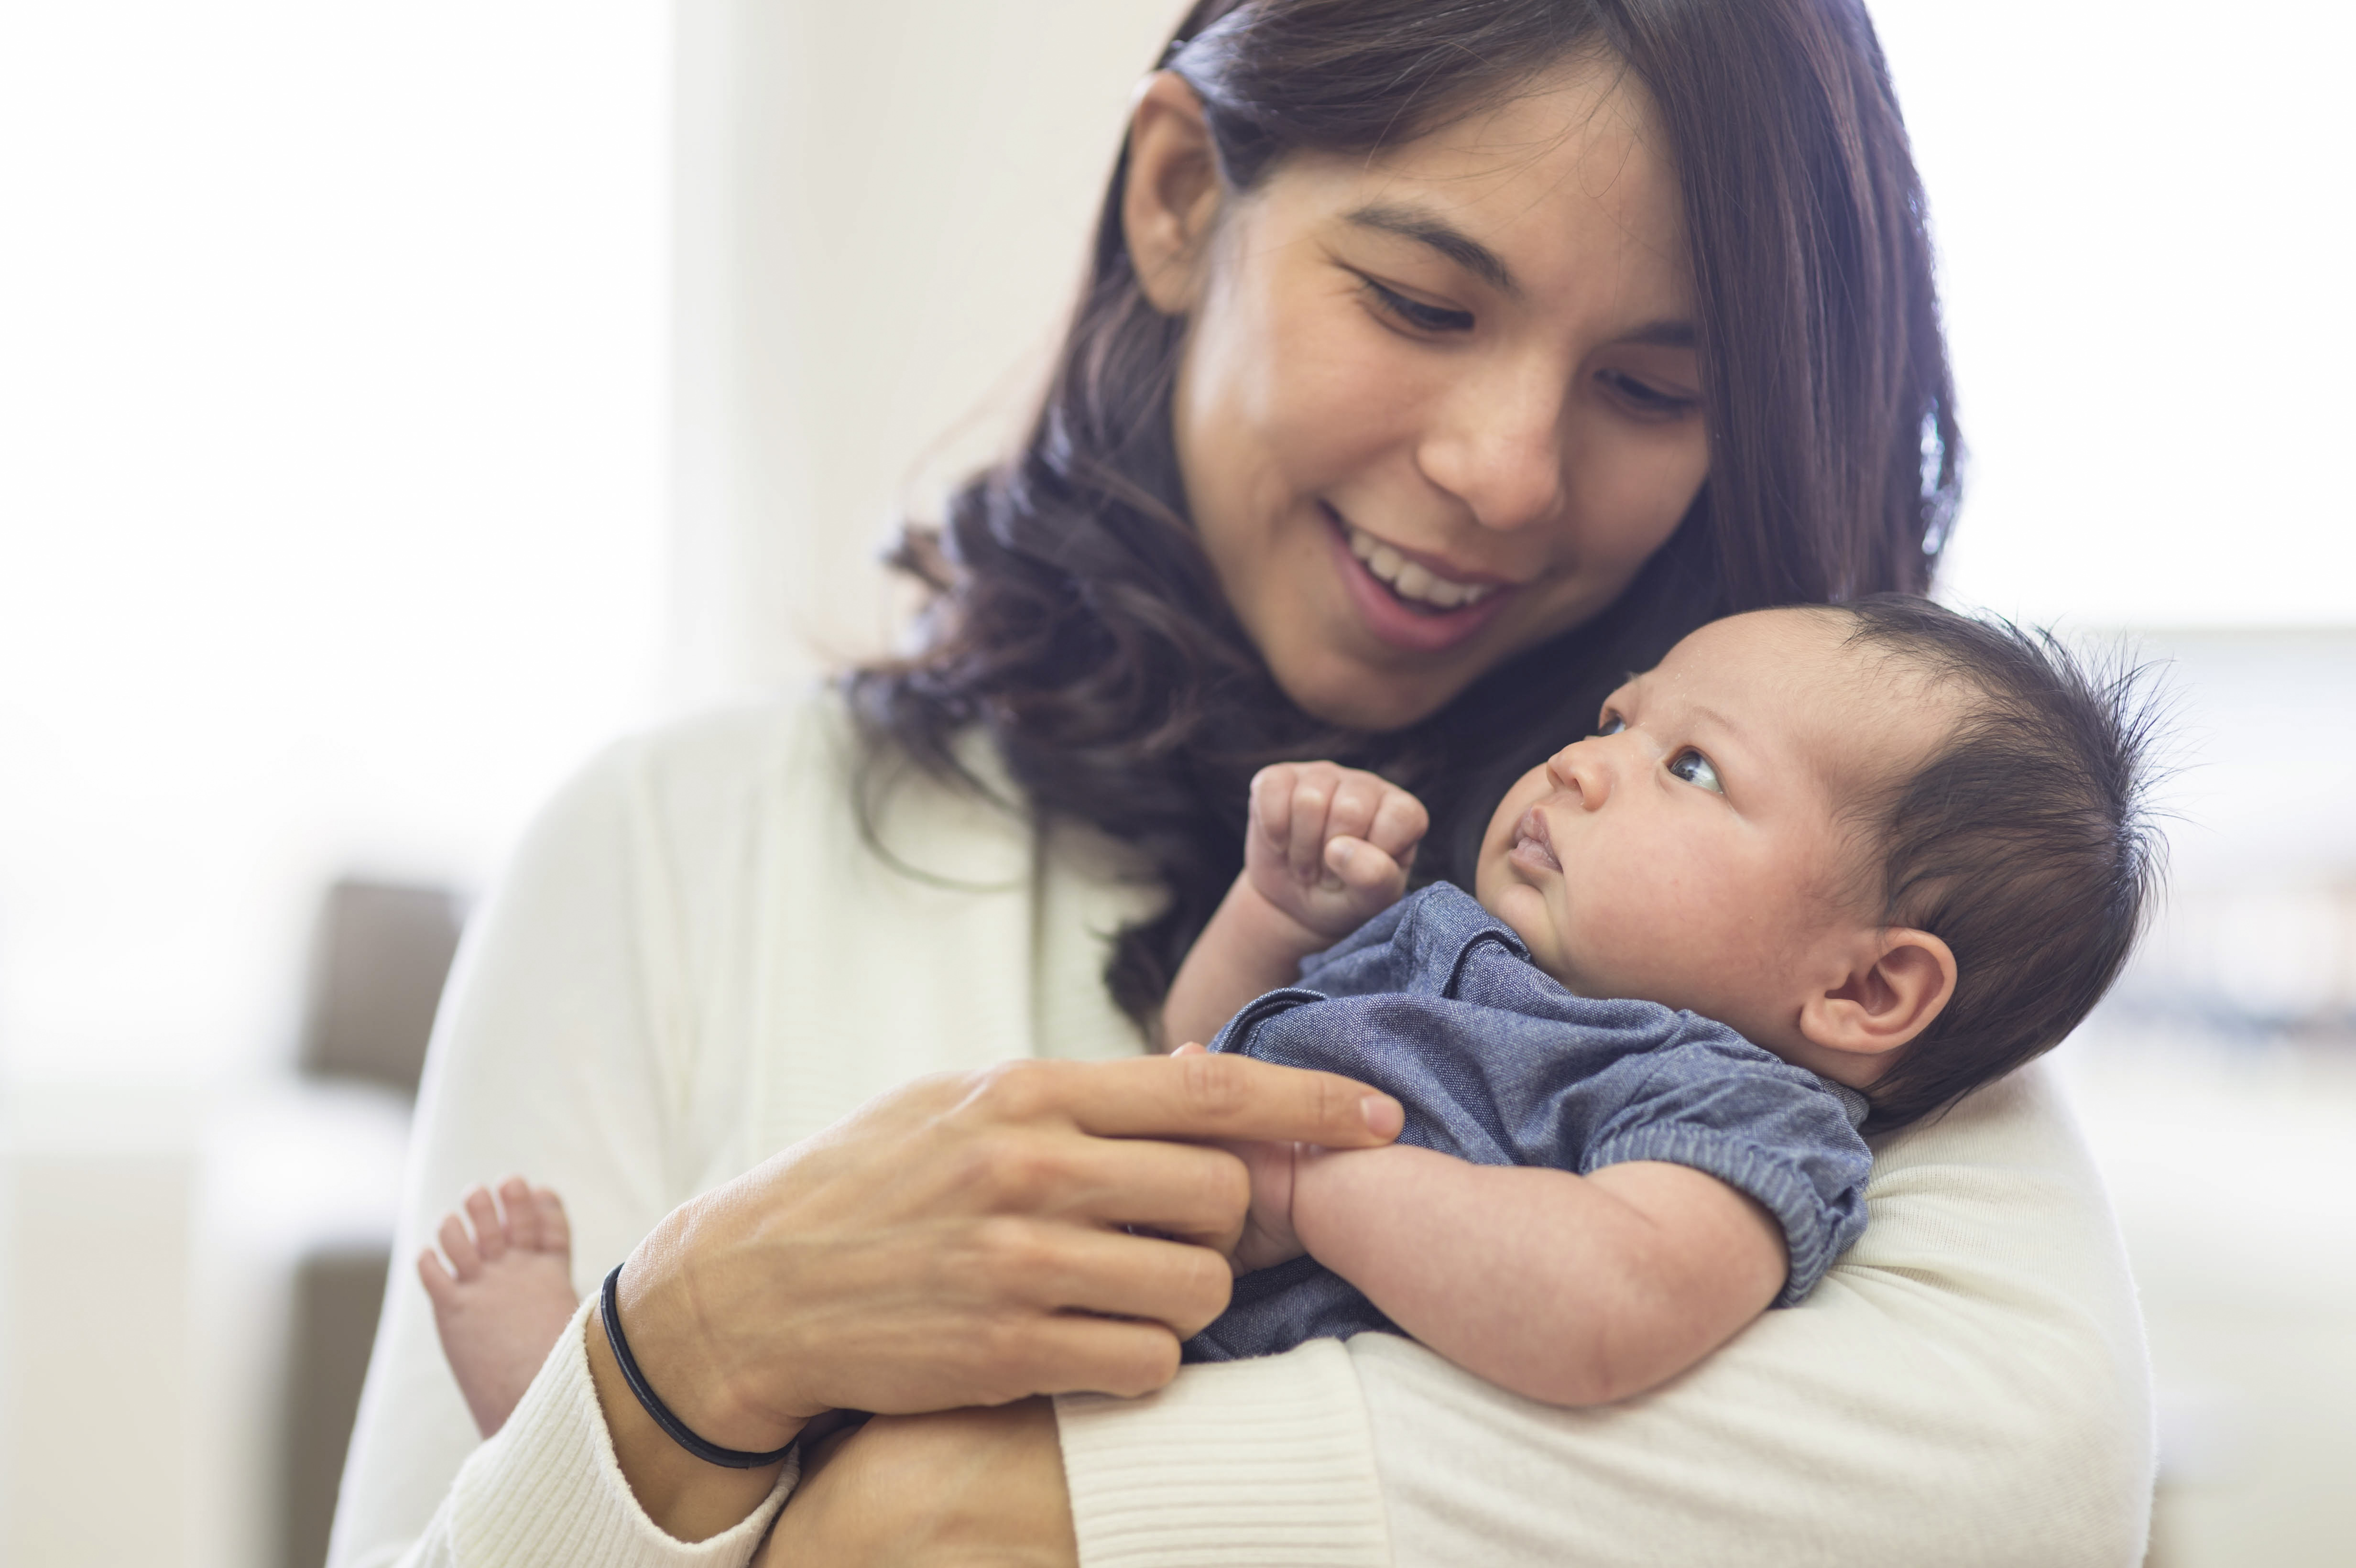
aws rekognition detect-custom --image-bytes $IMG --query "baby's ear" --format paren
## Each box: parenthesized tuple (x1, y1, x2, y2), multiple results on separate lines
(1799, 927, 1957, 1064)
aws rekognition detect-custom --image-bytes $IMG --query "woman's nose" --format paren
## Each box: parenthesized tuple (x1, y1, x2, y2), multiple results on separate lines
(1418, 359, 1570, 533)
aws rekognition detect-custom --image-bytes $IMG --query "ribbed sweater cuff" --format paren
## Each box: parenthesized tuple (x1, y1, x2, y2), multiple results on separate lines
(1055, 1338, 1391, 1567)
(448, 1298, 797, 1567)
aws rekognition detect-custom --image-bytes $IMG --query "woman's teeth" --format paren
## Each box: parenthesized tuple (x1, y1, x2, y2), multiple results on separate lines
(1345, 523, 1495, 611)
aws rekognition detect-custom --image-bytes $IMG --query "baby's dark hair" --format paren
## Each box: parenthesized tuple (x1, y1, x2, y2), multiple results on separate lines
(1833, 595, 2165, 1132)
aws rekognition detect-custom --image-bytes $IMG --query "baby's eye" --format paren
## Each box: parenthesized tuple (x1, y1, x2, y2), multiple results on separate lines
(1596, 714, 1626, 736)
(1668, 749, 1723, 794)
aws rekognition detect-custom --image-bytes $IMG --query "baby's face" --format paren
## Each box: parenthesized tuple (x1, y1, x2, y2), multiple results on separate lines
(1473, 608, 1946, 1056)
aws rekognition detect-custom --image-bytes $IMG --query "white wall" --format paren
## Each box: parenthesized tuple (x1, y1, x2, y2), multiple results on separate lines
(668, 0, 1188, 700)
(1875, 0, 2356, 628)
(0, 5, 667, 1564)
(0, 1, 669, 1090)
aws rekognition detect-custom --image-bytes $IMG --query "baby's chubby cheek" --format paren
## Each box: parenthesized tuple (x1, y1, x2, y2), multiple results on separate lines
(1473, 853, 1603, 993)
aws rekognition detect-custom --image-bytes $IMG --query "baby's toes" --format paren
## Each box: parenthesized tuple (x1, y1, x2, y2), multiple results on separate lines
(463, 1185, 508, 1262)
(496, 1175, 538, 1247)
(530, 1186, 572, 1258)
(417, 1246, 460, 1306)
(437, 1212, 484, 1280)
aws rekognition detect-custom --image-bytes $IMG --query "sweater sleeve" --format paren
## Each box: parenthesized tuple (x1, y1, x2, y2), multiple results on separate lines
(327, 722, 791, 1568)
(393, 1299, 796, 1567)
(1055, 1339, 1391, 1568)
(1057, 1063, 2153, 1567)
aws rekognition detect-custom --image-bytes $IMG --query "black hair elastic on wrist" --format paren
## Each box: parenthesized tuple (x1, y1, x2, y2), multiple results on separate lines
(598, 1263, 797, 1469)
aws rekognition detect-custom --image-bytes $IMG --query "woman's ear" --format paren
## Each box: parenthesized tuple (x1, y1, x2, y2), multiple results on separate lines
(1798, 927, 1957, 1064)
(1122, 72, 1223, 315)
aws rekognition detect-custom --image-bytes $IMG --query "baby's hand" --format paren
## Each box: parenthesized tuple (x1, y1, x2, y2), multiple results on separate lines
(1171, 1044, 1307, 1273)
(1245, 762, 1429, 943)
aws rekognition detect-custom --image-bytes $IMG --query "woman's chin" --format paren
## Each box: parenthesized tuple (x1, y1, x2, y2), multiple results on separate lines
(1265, 644, 1483, 732)
(1278, 675, 1461, 733)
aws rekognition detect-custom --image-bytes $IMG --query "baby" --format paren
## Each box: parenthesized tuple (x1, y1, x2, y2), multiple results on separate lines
(421, 595, 2158, 1430)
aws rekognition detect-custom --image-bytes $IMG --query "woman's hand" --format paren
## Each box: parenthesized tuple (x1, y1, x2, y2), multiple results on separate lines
(591, 1051, 1404, 1541)
(1162, 1044, 1308, 1274)
(754, 1400, 1074, 1568)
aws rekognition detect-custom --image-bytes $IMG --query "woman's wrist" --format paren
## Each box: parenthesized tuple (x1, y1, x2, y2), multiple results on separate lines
(576, 1201, 817, 1541)
(582, 1307, 794, 1543)
(623, 1210, 816, 1450)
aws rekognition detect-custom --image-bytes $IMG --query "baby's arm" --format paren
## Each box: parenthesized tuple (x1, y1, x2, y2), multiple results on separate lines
(1271, 1144, 1786, 1405)
(1159, 763, 1428, 1051)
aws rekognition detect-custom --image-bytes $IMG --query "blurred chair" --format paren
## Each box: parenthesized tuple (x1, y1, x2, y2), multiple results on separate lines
(299, 880, 462, 1092)
(277, 878, 459, 1568)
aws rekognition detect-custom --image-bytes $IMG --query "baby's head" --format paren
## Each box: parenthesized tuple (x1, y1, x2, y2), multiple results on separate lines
(1473, 597, 2161, 1131)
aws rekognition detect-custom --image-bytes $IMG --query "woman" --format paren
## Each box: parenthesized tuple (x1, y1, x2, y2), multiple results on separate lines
(332, 2, 2151, 1564)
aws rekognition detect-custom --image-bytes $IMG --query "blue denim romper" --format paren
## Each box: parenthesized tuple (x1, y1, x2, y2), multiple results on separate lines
(1187, 882, 1872, 1364)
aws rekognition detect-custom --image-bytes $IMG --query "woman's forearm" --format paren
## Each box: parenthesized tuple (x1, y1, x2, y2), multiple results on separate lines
(756, 1401, 1075, 1568)
(1290, 1148, 1785, 1405)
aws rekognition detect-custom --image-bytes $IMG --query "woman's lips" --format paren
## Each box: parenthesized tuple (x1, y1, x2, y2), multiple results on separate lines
(1322, 506, 1517, 655)
(1508, 807, 1561, 873)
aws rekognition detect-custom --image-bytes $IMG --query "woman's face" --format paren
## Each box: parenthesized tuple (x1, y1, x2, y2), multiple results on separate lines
(1129, 58, 1708, 732)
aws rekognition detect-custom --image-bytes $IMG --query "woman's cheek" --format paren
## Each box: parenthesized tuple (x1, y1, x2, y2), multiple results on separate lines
(1568, 413, 1708, 554)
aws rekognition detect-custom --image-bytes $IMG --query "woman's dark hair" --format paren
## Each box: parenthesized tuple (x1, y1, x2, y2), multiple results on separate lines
(850, 0, 1961, 1030)
(1834, 597, 2165, 1132)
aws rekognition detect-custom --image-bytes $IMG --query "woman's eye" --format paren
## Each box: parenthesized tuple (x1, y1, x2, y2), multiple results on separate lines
(1361, 277, 1474, 334)
(1597, 368, 1698, 420)
(1668, 749, 1723, 794)
(1596, 714, 1626, 736)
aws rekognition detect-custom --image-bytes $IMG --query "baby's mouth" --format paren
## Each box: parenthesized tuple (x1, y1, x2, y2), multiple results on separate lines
(1509, 808, 1561, 873)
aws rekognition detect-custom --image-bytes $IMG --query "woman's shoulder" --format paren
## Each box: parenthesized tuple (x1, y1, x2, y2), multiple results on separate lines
(575, 684, 857, 824)
(528, 684, 1065, 914)
(1852, 1058, 2131, 1292)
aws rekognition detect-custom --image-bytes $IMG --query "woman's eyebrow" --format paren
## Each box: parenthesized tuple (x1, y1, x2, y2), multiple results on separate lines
(1619, 319, 1696, 349)
(1342, 204, 1695, 349)
(1343, 203, 1519, 299)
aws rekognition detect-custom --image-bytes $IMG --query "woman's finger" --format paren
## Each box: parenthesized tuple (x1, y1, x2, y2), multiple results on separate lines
(1019, 1312, 1189, 1399)
(921, 1120, 1252, 1250)
(968, 1221, 1235, 1333)
(1069, 1130, 1263, 1243)
(995, 1052, 1401, 1146)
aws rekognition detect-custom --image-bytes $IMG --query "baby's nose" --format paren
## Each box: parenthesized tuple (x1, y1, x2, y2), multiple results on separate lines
(1547, 742, 1611, 806)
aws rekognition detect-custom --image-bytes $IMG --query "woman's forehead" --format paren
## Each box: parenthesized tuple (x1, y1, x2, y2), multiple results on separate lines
(1265, 57, 1692, 308)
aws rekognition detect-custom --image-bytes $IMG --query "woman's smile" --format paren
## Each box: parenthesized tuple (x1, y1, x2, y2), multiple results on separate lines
(1322, 503, 1518, 653)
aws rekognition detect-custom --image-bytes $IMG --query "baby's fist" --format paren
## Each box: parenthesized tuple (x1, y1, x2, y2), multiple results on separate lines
(1245, 762, 1429, 941)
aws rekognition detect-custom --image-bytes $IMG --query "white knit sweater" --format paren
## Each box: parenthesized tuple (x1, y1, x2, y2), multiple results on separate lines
(327, 694, 2156, 1567)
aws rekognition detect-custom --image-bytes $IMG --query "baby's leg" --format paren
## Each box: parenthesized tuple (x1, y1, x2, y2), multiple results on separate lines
(417, 1176, 580, 1438)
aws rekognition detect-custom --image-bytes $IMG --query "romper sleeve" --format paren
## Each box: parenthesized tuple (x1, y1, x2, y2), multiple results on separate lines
(327, 725, 795, 1568)
(1574, 1037, 1871, 1305)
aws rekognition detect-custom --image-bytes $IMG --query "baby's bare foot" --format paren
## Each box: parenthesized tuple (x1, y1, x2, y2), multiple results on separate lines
(418, 1176, 579, 1438)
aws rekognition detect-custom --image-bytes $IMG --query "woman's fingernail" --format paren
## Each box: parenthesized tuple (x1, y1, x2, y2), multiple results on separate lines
(1361, 1095, 1403, 1137)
